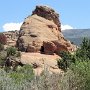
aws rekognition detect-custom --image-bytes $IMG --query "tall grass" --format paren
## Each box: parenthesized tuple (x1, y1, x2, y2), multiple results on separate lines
(0, 64, 88, 90)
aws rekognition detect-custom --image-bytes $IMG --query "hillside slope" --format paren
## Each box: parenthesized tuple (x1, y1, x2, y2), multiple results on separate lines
(62, 29, 90, 46)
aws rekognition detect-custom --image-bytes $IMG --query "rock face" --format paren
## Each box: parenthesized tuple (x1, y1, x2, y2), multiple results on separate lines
(16, 5, 76, 55)
(32, 6, 61, 31)
(3, 30, 19, 46)
(43, 41, 57, 55)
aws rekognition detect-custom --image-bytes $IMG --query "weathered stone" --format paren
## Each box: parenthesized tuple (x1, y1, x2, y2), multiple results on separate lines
(16, 14, 60, 52)
(3, 30, 19, 46)
(32, 5, 61, 31)
(26, 44, 36, 52)
(43, 41, 57, 54)
(16, 5, 76, 54)
(52, 40, 76, 54)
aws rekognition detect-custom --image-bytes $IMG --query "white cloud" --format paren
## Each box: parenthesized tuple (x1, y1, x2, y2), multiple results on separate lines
(3, 22, 22, 31)
(61, 24, 74, 31)
(3, 22, 74, 32)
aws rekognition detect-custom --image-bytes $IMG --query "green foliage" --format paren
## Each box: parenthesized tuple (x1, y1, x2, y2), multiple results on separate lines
(15, 51, 21, 57)
(9, 64, 34, 84)
(70, 60, 90, 90)
(7, 47, 17, 56)
(57, 51, 76, 71)
(57, 37, 90, 90)
(0, 67, 66, 90)
(76, 37, 90, 60)
(0, 43, 4, 51)
(0, 51, 7, 66)
(58, 37, 90, 71)
(6, 47, 21, 58)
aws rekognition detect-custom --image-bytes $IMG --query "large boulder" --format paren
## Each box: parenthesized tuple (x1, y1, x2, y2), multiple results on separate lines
(16, 5, 76, 54)
(16, 14, 60, 52)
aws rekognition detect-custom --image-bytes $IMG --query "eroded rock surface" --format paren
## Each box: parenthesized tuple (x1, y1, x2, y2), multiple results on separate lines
(16, 15, 60, 52)
(32, 5, 61, 31)
(16, 5, 76, 55)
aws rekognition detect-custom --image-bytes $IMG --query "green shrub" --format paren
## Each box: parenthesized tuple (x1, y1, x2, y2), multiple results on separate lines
(58, 38, 90, 71)
(76, 37, 90, 60)
(0, 43, 4, 51)
(15, 51, 21, 57)
(57, 51, 76, 71)
(57, 38, 90, 89)
(70, 60, 90, 90)
(0, 51, 7, 66)
(7, 47, 17, 56)
(9, 64, 34, 84)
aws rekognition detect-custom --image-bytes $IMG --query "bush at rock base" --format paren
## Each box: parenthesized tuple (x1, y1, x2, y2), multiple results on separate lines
(0, 65, 89, 90)
(0, 43, 4, 51)
(7, 47, 17, 56)
(57, 37, 90, 90)
(0, 51, 7, 66)
(9, 64, 34, 84)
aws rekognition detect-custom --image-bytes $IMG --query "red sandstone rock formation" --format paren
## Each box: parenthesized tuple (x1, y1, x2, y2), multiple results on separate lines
(16, 5, 76, 55)
(32, 6, 61, 31)
(43, 41, 57, 55)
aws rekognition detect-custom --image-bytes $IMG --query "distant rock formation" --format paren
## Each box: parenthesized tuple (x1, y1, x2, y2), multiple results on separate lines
(16, 5, 76, 55)
(3, 30, 19, 46)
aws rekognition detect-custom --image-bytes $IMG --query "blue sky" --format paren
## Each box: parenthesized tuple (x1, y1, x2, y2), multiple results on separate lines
(0, 0, 90, 32)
